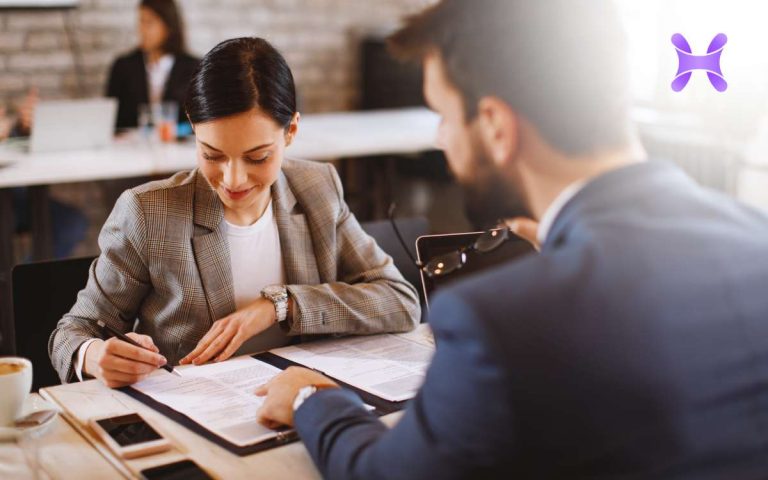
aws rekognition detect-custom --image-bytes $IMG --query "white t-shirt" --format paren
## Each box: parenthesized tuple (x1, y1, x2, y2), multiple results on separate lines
(218, 199, 292, 355)
(225, 200, 285, 309)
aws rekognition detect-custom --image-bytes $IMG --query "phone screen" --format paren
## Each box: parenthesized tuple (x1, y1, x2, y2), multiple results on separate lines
(140, 460, 214, 480)
(96, 413, 163, 447)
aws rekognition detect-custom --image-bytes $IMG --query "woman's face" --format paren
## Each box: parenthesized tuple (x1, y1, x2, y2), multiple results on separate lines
(194, 108, 299, 223)
(138, 7, 169, 53)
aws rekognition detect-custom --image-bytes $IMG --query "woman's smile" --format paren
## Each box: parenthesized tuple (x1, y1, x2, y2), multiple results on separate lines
(222, 185, 256, 201)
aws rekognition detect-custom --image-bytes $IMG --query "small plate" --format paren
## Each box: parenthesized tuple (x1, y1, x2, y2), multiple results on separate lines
(0, 397, 59, 442)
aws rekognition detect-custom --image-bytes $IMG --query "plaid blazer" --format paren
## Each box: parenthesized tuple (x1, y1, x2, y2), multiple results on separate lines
(49, 158, 420, 383)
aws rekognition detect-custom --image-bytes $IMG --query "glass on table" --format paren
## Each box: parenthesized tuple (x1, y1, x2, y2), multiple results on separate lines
(157, 101, 178, 143)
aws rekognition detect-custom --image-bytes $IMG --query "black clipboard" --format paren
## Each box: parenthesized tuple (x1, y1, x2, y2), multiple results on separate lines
(121, 352, 408, 456)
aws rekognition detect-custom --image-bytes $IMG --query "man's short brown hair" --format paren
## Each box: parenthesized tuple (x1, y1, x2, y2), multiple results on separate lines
(388, 0, 632, 156)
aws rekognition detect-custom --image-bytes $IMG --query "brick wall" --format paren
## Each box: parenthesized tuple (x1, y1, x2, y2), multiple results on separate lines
(0, 0, 432, 113)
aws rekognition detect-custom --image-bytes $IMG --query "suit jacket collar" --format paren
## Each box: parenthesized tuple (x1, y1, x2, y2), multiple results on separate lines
(126, 49, 150, 105)
(543, 161, 693, 252)
(193, 170, 224, 231)
(271, 168, 321, 285)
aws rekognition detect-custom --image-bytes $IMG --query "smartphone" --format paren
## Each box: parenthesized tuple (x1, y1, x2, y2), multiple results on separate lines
(89, 413, 171, 459)
(140, 459, 215, 480)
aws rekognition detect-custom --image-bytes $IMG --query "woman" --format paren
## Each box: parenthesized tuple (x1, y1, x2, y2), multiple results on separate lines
(106, 0, 199, 129)
(49, 37, 421, 387)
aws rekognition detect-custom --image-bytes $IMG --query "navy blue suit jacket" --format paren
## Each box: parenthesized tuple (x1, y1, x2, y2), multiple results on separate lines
(295, 162, 768, 479)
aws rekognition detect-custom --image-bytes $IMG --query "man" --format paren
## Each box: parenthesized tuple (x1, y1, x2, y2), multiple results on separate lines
(256, 1, 768, 478)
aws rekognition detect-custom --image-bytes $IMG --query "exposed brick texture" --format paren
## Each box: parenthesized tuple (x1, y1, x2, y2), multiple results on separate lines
(0, 0, 432, 112)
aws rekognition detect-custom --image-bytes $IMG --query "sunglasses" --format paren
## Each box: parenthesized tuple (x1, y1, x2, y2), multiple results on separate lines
(388, 204, 514, 278)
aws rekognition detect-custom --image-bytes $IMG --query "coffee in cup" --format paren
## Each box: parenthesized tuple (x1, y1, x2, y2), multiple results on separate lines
(0, 357, 33, 426)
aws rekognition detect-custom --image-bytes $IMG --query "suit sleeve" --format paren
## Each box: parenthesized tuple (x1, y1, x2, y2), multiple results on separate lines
(48, 190, 152, 383)
(285, 163, 421, 335)
(293, 292, 514, 479)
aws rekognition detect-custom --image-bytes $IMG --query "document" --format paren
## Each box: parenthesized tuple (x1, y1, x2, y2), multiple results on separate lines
(270, 324, 435, 402)
(132, 356, 282, 447)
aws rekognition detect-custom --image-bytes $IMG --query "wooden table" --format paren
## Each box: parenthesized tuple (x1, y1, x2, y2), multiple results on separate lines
(17, 380, 402, 479)
(0, 107, 439, 354)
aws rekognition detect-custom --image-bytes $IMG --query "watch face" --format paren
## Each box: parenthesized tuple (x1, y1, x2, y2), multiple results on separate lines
(263, 285, 286, 298)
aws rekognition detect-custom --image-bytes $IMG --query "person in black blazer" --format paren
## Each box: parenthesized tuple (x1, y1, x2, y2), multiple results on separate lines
(253, 1, 768, 478)
(106, 0, 199, 129)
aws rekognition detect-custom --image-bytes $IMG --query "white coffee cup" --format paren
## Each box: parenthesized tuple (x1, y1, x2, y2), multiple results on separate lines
(0, 357, 33, 426)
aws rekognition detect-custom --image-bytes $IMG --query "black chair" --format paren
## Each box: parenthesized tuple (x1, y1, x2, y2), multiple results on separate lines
(361, 216, 429, 304)
(11, 256, 95, 391)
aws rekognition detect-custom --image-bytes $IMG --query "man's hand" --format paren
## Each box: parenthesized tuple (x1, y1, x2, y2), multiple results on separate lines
(505, 217, 540, 250)
(84, 333, 167, 388)
(180, 297, 277, 365)
(255, 367, 339, 428)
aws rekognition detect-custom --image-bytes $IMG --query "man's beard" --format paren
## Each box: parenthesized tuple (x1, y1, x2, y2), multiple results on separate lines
(460, 149, 529, 230)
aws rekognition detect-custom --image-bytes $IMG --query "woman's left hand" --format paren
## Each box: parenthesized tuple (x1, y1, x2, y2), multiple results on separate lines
(180, 297, 277, 365)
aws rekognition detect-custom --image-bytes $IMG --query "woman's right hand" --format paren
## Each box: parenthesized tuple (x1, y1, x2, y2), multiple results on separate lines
(83, 333, 167, 388)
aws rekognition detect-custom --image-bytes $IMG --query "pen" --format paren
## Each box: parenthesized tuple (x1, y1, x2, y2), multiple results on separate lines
(96, 320, 180, 376)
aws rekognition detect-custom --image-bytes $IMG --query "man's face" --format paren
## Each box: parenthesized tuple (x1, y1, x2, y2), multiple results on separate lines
(423, 52, 529, 228)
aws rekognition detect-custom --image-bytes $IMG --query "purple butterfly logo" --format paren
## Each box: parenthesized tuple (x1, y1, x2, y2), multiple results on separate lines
(671, 33, 728, 92)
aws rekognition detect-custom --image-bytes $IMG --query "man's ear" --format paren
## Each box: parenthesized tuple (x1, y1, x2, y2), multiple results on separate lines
(284, 112, 301, 146)
(475, 96, 518, 168)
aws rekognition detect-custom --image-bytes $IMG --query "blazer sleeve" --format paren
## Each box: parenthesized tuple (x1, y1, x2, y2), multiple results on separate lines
(48, 190, 152, 383)
(294, 292, 513, 479)
(285, 163, 421, 335)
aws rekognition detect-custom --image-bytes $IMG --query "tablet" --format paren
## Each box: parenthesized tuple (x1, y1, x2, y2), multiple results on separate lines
(416, 231, 534, 309)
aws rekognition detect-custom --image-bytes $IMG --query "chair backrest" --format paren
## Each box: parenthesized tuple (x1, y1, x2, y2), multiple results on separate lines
(360, 216, 429, 304)
(11, 256, 95, 391)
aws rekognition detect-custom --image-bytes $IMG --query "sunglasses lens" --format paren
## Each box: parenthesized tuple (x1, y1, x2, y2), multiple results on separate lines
(425, 252, 465, 277)
(474, 228, 508, 253)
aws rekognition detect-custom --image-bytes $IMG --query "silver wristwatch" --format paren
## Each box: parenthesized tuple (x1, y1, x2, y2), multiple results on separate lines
(261, 284, 289, 325)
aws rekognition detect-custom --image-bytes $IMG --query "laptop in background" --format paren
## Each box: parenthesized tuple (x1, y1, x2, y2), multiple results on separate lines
(30, 98, 117, 153)
(416, 231, 535, 309)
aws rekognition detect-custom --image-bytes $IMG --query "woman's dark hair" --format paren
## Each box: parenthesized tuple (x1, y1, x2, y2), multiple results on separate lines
(184, 37, 297, 129)
(140, 0, 187, 56)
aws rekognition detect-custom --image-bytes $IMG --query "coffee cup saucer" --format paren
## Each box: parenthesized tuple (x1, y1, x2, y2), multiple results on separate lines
(0, 396, 59, 442)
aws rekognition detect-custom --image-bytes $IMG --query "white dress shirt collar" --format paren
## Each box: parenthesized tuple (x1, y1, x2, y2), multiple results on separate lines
(536, 180, 588, 245)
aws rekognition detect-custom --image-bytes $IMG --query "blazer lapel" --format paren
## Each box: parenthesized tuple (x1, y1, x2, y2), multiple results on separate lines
(191, 171, 236, 322)
(272, 170, 321, 285)
(132, 50, 149, 105)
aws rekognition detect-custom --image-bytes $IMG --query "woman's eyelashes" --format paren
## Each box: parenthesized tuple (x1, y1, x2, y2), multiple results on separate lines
(202, 152, 270, 164)
(245, 153, 270, 164)
(202, 152, 224, 162)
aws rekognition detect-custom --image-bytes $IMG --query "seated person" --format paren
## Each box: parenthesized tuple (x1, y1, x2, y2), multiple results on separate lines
(1, 90, 89, 259)
(255, 1, 768, 478)
(49, 37, 421, 387)
(106, 0, 199, 129)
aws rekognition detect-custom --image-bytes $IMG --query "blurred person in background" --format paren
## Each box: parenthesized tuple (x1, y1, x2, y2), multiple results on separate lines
(106, 0, 199, 130)
(1, 89, 89, 259)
